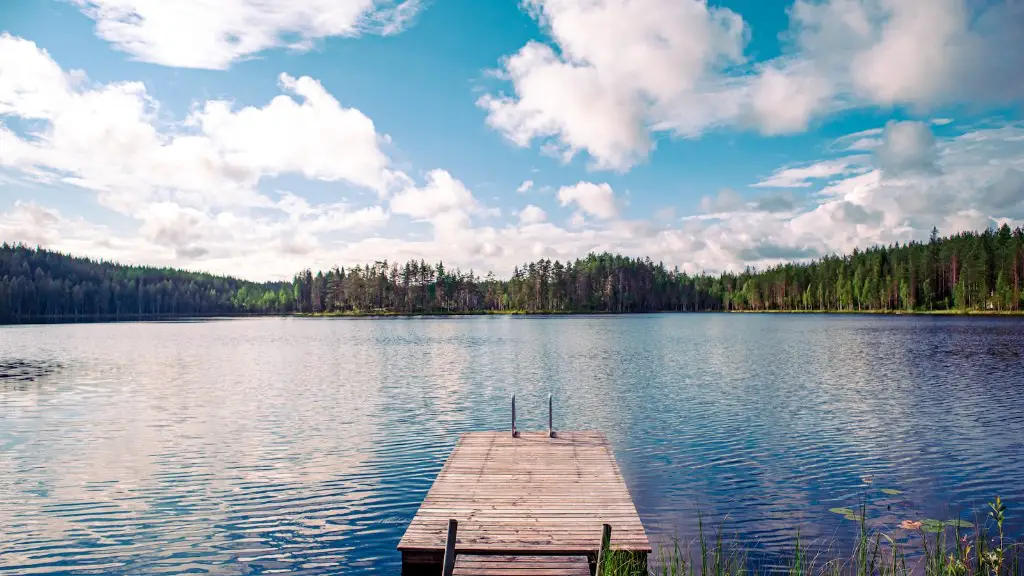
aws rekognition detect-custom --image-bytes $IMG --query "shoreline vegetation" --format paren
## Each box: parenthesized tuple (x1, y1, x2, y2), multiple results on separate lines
(5, 307, 1024, 325)
(297, 308, 1024, 318)
(3, 224, 1024, 324)
(4, 307, 1024, 326)
(608, 497, 1022, 576)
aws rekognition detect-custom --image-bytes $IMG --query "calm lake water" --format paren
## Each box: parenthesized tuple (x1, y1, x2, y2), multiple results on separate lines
(1, 315, 1023, 574)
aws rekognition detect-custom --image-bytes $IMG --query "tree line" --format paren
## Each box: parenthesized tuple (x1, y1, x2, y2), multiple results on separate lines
(2, 224, 1023, 323)
(290, 225, 1024, 314)
(0, 244, 289, 323)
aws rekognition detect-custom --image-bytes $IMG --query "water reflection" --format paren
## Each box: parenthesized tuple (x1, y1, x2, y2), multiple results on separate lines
(1, 315, 1022, 574)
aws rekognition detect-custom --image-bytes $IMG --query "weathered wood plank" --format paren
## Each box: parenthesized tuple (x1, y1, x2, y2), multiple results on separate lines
(453, 554, 590, 576)
(398, 430, 651, 565)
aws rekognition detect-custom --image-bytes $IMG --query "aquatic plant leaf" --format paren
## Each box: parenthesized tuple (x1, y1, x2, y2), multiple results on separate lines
(945, 519, 974, 529)
(920, 519, 945, 533)
(829, 507, 855, 516)
(844, 514, 863, 522)
(880, 488, 902, 495)
(900, 520, 923, 530)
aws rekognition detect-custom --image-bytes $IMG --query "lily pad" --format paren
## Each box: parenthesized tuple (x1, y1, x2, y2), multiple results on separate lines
(829, 507, 855, 516)
(880, 488, 903, 495)
(844, 513, 864, 522)
(920, 519, 945, 533)
(946, 519, 974, 529)
(900, 520, 923, 530)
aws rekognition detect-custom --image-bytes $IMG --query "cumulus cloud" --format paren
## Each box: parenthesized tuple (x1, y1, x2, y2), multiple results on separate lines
(557, 181, 619, 219)
(480, 0, 1024, 170)
(70, 0, 423, 69)
(699, 188, 743, 213)
(0, 32, 409, 277)
(787, 0, 1024, 107)
(479, 0, 747, 170)
(4, 17, 1024, 283)
(516, 179, 535, 193)
(874, 120, 939, 176)
(519, 204, 547, 225)
(389, 169, 480, 220)
(8, 121, 1021, 281)
(982, 169, 1024, 217)
(747, 63, 833, 135)
(6, 116, 1023, 280)
(752, 192, 798, 213)
(0, 33, 403, 214)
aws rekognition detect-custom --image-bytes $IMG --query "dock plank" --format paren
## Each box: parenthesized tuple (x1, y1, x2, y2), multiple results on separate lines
(453, 554, 590, 576)
(398, 431, 651, 566)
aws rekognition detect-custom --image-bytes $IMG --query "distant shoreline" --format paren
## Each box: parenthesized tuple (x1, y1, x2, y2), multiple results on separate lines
(4, 308, 1024, 326)
(728, 308, 1024, 316)
(295, 308, 1024, 318)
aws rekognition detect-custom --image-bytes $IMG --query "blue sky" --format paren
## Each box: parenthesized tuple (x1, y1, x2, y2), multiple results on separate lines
(1, 0, 1022, 280)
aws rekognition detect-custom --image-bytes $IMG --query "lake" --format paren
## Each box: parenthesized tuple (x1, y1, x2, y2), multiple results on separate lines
(1, 315, 1023, 574)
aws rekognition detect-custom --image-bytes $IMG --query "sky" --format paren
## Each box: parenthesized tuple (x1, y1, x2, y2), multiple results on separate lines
(0, 0, 1022, 282)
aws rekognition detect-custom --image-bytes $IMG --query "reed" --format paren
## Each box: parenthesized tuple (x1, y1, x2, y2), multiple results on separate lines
(600, 498, 1022, 576)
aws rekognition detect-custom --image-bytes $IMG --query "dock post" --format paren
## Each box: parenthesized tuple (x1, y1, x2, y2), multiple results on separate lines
(596, 523, 612, 576)
(511, 393, 517, 438)
(441, 519, 458, 576)
(548, 393, 554, 438)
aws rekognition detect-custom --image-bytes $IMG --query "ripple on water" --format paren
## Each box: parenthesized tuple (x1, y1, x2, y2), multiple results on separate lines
(1, 315, 1023, 574)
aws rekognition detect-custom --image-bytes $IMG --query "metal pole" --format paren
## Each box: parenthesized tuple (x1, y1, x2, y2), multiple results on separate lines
(511, 393, 517, 438)
(441, 519, 458, 576)
(596, 523, 612, 576)
(548, 393, 553, 438)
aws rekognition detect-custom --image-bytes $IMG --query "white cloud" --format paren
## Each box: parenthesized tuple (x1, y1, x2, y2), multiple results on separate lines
(875, 120, 939, 176)
(747, 63, 833, 135)
(4, 19, 1024, 284)
(6, 117, 1023, 280)
(479, 0, 747, 170)
(519, 204, 547, 225)
(674, 122, 1023, 269)
(0, 34, 402, 215)
(190, 73, 399, 193)
(516, 179, 535, 194)
(699, 188, 743, 213)
(9, 121, 1021, 282)
(0, 33, 403, 275)
(752, 158, 864, 188)
(71, 0, 423, 69)
(480, 0, 1024, 171)
(790, 0, 1024, 107)
(830, 127, 884, 152)
(276, 191, 390, 233)
(556, 181, 619, 219)
(389, 169, 479, 220)
(846, 137, 882, 151)
(943, 209, 992, 235)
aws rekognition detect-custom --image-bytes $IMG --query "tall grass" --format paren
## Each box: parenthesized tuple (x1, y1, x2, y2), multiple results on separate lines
(600, 498, 1022, 576)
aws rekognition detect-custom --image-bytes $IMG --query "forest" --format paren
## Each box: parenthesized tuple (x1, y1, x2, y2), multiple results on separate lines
(0, 244, 291, 323)
(2, 224, 1023, 323)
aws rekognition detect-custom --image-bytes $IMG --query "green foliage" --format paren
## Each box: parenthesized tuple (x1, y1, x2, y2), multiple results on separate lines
(604, 497, 1021, 576)
(290, 225, 1024, 316)
(5, 224, 1024, 322)
(0, 244, 289, 323)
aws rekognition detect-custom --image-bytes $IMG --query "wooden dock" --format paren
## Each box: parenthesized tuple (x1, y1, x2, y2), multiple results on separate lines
(398, 428, 651, 575)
